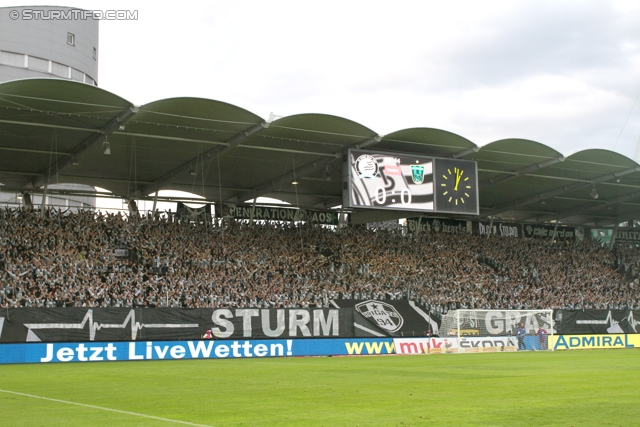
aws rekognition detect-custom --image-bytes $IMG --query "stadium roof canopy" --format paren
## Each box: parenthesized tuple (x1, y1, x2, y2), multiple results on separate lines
(1, 78, 640, 228)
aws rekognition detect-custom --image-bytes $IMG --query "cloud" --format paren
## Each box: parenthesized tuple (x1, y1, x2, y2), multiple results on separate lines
(9, 0, 639, 158)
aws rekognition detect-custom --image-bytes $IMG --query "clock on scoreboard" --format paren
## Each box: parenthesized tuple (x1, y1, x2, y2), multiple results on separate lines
(343, 149, 478, 215)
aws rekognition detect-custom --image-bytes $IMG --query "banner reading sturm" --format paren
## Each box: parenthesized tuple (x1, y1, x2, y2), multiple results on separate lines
(0, 308, 353, 343)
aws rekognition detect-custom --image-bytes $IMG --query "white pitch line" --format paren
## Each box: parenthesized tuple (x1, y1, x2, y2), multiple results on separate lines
(0, 389, 213, 427)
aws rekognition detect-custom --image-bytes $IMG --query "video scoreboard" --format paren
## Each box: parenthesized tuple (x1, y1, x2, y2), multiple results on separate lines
(343, 149, 479, 215)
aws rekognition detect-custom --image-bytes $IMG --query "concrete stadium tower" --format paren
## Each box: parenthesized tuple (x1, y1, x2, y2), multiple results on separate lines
(0, 5, 99, 209)
(0, 5, 98, 84)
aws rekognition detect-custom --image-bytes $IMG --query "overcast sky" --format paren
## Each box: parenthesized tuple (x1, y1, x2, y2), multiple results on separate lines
(4, 0, 640, 160)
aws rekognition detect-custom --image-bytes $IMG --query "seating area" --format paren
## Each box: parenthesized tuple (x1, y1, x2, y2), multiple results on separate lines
(0, 208, 638, 311)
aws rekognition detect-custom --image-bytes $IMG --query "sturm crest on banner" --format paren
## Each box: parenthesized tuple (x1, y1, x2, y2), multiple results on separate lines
(330, 300, 441, 338)
(355, 301, 404, 333)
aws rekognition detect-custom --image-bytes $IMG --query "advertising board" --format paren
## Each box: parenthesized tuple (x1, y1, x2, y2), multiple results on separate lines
(550, 334, 639, 350)
(0, 338, 396, 364)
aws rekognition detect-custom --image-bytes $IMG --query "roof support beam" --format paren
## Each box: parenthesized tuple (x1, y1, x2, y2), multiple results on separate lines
(452, 146, 479, 159)
(609, 221, 620, 250)
(0, 146, 71, 156)
(227, 135, 381, 204)
(29, 106, 139, 189)
(356, 136, 383, 149)
(592, 209, 640, 227)
(112, 131, 227, 146)
(228, 157, 338, 204)
(0, 119, 99, 133)
(533, 190, 640, 223)
(480, 156, 565, 189)
(136, 122, 269, 197)
(310, 198, 344, 209)
(485, 166, 640, 219)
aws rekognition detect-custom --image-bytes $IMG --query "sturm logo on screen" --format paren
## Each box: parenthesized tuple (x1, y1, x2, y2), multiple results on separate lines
(355, 301, 404, 332)
(355, 155, 379, 179)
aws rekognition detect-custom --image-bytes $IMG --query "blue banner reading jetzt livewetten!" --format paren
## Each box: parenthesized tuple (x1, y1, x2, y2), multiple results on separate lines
(0, 338, 395, 364)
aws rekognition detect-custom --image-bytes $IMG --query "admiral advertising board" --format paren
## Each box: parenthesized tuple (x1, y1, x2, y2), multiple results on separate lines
(343, 149, 479, 215)
(550, 334, 639, 350)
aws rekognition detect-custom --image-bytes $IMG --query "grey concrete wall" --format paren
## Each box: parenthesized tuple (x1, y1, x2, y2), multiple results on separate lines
(0, 6, 98, 83)
(0, 66, 52, 81)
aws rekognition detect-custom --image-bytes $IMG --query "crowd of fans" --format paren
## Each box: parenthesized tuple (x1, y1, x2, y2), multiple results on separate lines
(0, 207, 638, 313)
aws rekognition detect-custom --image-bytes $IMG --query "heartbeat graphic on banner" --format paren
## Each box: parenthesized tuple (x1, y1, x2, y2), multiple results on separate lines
(557, 309, 640, 334)
(627, 312, 639, 333)
(24, 310, 199, 341)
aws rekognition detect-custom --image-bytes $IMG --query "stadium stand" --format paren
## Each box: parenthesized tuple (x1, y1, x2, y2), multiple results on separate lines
(0, 208, 638, 312)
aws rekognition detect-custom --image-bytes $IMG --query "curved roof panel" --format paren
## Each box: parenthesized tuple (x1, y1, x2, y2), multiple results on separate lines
(1, 78, 640, 226)
(378, 128, 476, 157)
(0, 79, 133, 189)
(0, 78, 132, 109)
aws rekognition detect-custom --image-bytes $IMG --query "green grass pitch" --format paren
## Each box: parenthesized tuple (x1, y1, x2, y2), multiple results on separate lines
(1, 350, 638, 426)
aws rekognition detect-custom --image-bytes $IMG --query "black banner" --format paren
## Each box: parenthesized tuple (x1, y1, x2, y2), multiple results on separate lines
(332, 300, 441, 337)
(522, 224, 576, 239)
(614, 229, 640, 242)
(472, 221, 521, 238)
(405, 217, 470, 234)
(219, 204, 340, 225)
(0, 307, 353, 343)
(176, 202, 212, 222)
(554, 309, 640, 335)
